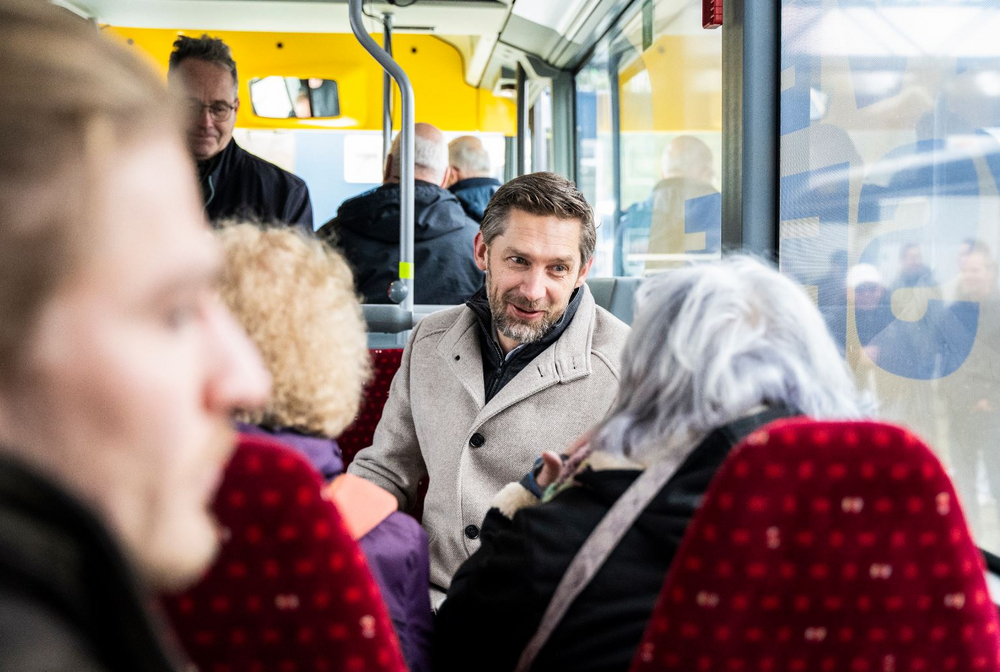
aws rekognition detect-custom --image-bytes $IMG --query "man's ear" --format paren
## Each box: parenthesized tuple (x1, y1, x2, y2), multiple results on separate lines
(574, 256, 594, 288)
(441, 166, 456, 189)
(473, 231, 489, 272)
(233, 97, 240, 112)
(383, 155, 393, 183)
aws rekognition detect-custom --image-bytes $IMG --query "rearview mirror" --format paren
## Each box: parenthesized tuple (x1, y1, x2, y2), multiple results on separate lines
(249, 77, 341, 119)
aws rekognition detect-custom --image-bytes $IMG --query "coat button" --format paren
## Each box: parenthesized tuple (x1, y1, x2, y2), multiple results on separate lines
(465, 525, 480, 540)
(469, 433, 485, 448)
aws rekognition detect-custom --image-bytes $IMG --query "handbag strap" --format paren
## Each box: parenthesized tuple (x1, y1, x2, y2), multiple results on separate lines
(514, 437, 697, 672)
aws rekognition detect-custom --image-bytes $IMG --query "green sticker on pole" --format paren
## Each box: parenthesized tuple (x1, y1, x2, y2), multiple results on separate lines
(399, 261, 414, 279)
(642, 0, 654, 51)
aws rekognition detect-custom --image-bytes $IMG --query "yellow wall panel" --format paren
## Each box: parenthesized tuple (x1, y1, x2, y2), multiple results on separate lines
(104, 27, 515, 134)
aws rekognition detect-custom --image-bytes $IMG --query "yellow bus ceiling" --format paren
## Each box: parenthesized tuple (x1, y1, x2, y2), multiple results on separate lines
(105, 27, 516, 134)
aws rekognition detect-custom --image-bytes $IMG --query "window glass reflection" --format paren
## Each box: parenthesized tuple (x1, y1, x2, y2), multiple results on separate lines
(781, 0, 1000, 552)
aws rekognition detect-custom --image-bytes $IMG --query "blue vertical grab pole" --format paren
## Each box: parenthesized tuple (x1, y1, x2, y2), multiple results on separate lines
(348, 0, 415, 312)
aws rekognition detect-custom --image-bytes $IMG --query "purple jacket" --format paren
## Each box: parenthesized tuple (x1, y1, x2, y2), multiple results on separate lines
(235, 423, 343, 479)
(235, 423, 433, 672)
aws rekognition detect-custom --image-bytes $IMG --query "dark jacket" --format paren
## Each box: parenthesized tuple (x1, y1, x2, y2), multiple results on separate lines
(319, 181, 484, 305)
(450, 177, 502, 223)
(198, 139, 313, 229)
(434, 406, 796, 672)
(467, 285, 584, 404)
(0, 455, 180, 672)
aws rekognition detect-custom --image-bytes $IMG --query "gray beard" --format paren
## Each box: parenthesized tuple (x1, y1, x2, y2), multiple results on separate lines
(487, 269, 558, 345)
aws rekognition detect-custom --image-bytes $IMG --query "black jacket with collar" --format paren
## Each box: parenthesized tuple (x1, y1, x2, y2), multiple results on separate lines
(0, 455, 181, 672)
(198, 139, 313, 229)
(319, 180, 484, 305)
(466, 286, 583, 404)
(434, 406, 797, 672)
(449, 177, 502, 223)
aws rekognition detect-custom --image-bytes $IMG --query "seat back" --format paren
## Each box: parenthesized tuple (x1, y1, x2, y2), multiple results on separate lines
(162, 434, 407, 672)
(338, 349, 404, 468)
(586, 277, 642, 325)
(630, 419, 1000, 672)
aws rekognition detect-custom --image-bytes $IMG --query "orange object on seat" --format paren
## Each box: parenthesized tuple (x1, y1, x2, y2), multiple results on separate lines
(630, 419, 1000, 672)
(162, 433, 407, 672)
(325, 473, 398, 541)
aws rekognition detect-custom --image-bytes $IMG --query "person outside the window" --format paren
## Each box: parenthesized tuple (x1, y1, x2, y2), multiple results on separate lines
(167, 35, 314, 229)
(447, 135, 502, 223)
(347, 172, 631, 606)
(0, 3, 271, 668)
(319, 122, 483, 304)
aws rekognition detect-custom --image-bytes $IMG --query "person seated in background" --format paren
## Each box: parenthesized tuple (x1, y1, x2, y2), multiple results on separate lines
(348, 172, 630, 607)
(447, 135, 502, 223)
(167, 35, 314, 229)
(319, 122, 483, 305)
(215, 223, 433, 671)
(434, 256, 867, 672)
(0, 2, 271, 668)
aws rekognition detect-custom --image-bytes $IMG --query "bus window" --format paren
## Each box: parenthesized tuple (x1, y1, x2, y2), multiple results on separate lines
(780, 1, 1000, 555)
(576, 0, 722, 278)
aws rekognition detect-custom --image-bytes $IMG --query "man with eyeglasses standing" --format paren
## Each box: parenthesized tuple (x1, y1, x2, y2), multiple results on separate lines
(168, 35, 314, 229)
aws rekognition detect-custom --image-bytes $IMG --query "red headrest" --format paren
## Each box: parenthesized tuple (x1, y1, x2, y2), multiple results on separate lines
(631, 419, 1000, 672)
(162, 433, 407, 672)
(338, 349, 404, 469)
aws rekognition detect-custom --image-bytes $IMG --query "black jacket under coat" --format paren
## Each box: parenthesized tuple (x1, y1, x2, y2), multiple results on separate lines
(0, 455, 181, 672)
(434, 406, 797, 672)
(449, 177, 502, 223)
(198, 139, 313, 229)
(320, 180, 484, 305)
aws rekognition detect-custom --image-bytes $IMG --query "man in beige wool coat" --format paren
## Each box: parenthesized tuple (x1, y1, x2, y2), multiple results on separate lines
(348, 171, 630, 604)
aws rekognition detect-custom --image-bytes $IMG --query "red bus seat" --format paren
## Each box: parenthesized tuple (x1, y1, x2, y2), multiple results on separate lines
(338, 348, 428, 520)
(630, 419, 1000, 672)
(162, 434, 407, 672)
(338, 349, 403, 469)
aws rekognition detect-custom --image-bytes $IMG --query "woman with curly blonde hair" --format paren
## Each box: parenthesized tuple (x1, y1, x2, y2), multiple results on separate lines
(217, 222, 369, 477)
(217, 223, 433, 671)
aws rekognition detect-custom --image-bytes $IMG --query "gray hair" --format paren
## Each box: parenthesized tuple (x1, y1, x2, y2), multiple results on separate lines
(449, 135, 492, 175)
(168, 34, 238, 93)
(590, 256, 866, 464)
(481, 172, 597, 266)
(390, 131, 448, 183)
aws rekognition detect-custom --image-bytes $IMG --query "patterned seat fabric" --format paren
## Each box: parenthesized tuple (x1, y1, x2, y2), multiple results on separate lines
(337, 348, 428, 520)
(162, 434, 407, 672)
(630, 419, 1000, 672)
(338, 349, 404, 468)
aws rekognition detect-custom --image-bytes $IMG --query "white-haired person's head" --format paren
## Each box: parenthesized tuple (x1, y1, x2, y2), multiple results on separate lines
(386, 122, 450, 186)
(583, 256, 866, 468)
(449, 135, 493, 180)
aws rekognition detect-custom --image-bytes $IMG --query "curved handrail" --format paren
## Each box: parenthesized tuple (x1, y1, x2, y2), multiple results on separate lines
(348, 0, 415, 315)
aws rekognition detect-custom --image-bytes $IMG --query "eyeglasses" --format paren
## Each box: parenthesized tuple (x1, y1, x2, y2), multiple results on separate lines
(187, 99, 236, 122)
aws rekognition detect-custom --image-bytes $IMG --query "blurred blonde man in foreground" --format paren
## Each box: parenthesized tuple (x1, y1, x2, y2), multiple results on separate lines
(0, 2, 269, 669)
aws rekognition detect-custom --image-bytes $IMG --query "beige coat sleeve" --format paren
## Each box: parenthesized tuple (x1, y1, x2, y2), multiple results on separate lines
(346, 320, 429, 512)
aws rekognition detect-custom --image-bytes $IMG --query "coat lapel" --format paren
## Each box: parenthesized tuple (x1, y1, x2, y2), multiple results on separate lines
(472, 285, 598, 428)
(436, 310, 487, 410)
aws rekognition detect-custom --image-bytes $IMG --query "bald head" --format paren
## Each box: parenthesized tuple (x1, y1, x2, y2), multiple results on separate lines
(386, 122, 450, 186)
(449, 135, 493, 182)
(661, 135, 714, 183)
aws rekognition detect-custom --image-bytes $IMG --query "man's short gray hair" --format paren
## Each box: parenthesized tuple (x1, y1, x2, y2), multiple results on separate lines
(390, 132, 448, 182)
(480, 172, 596, 266)
(590, 256, 867, 464)
(168, 34, 238, 93)
(449, 136, 492, 175)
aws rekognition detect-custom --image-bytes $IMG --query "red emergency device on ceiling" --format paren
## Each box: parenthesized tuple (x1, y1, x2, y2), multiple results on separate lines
(703, 0, 723, 28)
